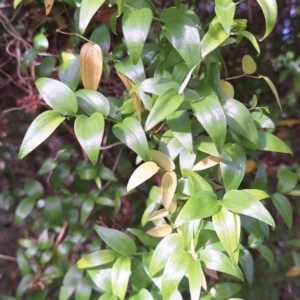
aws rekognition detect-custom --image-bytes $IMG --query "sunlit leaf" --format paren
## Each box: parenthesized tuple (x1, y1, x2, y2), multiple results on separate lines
(149, 149, 175, 171)
(146, 224, 173, 238)
(215, 2, 235, 34)
(242, 55, 257, 74)
(237, 31, 260, 55)
(220, 80, 234, 99)
(193, 155, 220, 171)
(187, 260, 203, 300)
(77, 249, 116, 269)
(161, 171, 177, 211)
(261, 76, 281, 111)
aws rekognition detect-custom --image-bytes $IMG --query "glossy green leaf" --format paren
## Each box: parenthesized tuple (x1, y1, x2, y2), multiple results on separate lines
(98, 294, 118, 300)
(90, 24, 111, 52)
(129, 257, 151, 288)
(149, 233, 183, 277)
(127, 228, 160, 248)
(201, 22, 230, 58)
(244, 131, 292, 154)
(75, 277, 92, 300)
(80, 198, 94, 225)
(94, 225, 136, 256)
(239, 249, 254, 286)
(162, 249, 191, 300)
(256, 0, 278, 40)
(36, 78, 78, 115)
(257, 245, 274, 268)
(251, 112, 275, 129)
(213, 207, 240, 265)
(44, 196, 63, 225)
(261, 76, 281, 110)
(253, 162, 268, 191)
(24, 180, 44, 199)
(163, 16, 201, 70)
(77, 249, 116, 269)
(199, 249, 243, 279)
(113, 117, 149, 161)
(222, 190, 275, 228)
(242, 189, 269, 200)
(237, 31, 260, 55)
(145, 89, 183, 132)
(33, 33, 49, 52)
(220, 144, 246, 192)
(215, 2, 235, 34)
(59, 56, 81, 91)
(19, 111, 65, 159)
(122, 8, 153, 64)
(87, 268, 112, 293)
(210, 283, 242, 300)
(174, 191, 221, 227)
(79, 0, 105, 33)
(277, 170, 298, 194)
(111, 257, 131, 300)
(187, 260, 203, 300)
(167, 111, 193, 153)
(36, 56, 56, 78)
(271, 193, 293, 230)
(74, 112, 105, 165)
(76, 89, 110, 117)
(191, 86, 226, 153)
(21, 48, 38, 72)
(129, 289, 154, 300)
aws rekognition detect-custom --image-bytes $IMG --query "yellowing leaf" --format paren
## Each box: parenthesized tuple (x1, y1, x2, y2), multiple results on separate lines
(80, 43, 103, 91)
(162, 171, 177, 211)
(148, 208, 169, 221)
(116, 70, 141, 120)
(150, 149, 175, 171)
(242, 189, 269, 200)
(127, 161, 159, 192)
(245, 159, 257, 174)
(286, 266, 300, 277)
(278, 119, 300, 126)
(44, 0, 54, 15)
(169, 196, 177, 214)
(192, 155, 220, 171)
(220, 79, 234, 99)
(242, 55, 257, 74)
(146, 224, 173, 237)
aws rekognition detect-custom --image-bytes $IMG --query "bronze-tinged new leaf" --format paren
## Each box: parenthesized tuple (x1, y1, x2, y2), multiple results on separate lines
(116, 70, 142, 120)
(80, 43, 103, 91)
(44, 0, 54, 15)
(192, 155, 220, 171)
(146, 224, 173, 237)
(149, 149, 175, 171)
(162, 171, 177, 211)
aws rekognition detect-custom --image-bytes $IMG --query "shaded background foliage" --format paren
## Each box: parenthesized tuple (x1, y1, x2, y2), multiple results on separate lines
(0, 0, 300, 299)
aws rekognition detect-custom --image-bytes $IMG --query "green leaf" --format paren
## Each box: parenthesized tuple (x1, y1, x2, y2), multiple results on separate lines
(256, 0, 278, 40)
(79, 0, 105, 34)
(77, 249, 116, 269)
(167, 111, 193, 153)
(213, 207, 240, 265)
(145, 89, 183, 132)
(90, 24, 111, 52)
(191, 86, 227, 153)
(237, 31, 260, 55)
(113, 117, 149, 161)
(253, 162, 268, 191)
(222, 190, 275, 228)
(127, 228, 160, 248)
(35, 78, 78, 115)
(239, 249, 254, 286)
(257, 245, 274, 268)
(162, 249, 191, 300)
(111, 257, 131, 300)
(33, 33, 49, 52)
(277, 170, 298, 194)
(129, 257, 151, 288)
(94, 225, 136, 256)
(244, 131, 292, 154)
(242, 55, 257, 74)
(187, 260, 203, 300)
(19, 111, 65, 159)
(59, 56, 81, 91)
(75, 277, 92, 300)
(149, 233, 183, 277)
(122, 8, 153, 64)
(251, 112, 275, 129)
(76, 89, 110, 117)
(163, 16, 201, 70)
(38, 158, 57, 175)
(271, 193, 293, 230)
(261, 76, 281, 111)
(15, 197, 35, 225)
(220, 144, 246, 192)
(129, 289, 154, 300)
(17, 250, 32, 275)
(24, 180, 44, 199)
(215, 2, 235, 34)
(21, 48, 38, 72)
(201, 22, 230, 58)
(87, 268, 112, 294)
(74, 112, 105, 165)
(44, 196, 63, 225)
(116, 0, 125, 16)
(199, 249, 243, 279)
(80, 198, 94, 225)
(210, 283, 242, 300)
(174, 191, 221, 227)
(13, 0, 22, 8)
(36, 56, 56, 78)
(223, 98, 259, 146)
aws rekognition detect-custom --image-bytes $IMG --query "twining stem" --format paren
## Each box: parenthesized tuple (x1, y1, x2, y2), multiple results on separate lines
(227, 74, 262, 81)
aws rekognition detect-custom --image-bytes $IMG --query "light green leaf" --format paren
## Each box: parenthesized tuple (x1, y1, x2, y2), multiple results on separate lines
(215, 2, 235, 34)
(122, 8, 153, 64)
(201, 22, 230, 58)
(242, 55, 257, 74)
(244, 131, 292, 154)
(21, 48, 38, 72)
(127, 228, 160, 248)
(199, 249, 243, 280)
(237, 31, 260, 55)
(213, 207, 240, 265)
(116, 0, 125, 16)
(163, 16, 201, 70)
(87, 268, 112, 294)
(13, 0, 22, 8)
(75, 89, 110, 117)
(35, 78, 78, 115)
(162, 249, 191, 300)
(94, 225, 136, 256)
(220, 144, 246, 192)
(256, 0, 278, 40)
(80, 198, 94, 225)
(251, 112, 275, 129)
(129, 289, 154, 300)
(222, 190, 275, 228)
(145, 89, 183, 132)
(277, 169, 298, 194)
(223, 98, 259, 146)
(59, 56, 81, 91)
(174, 191, 221, 227)
(187, 260, 203, 300)
(149, 233, 183, 277)
(113, 117, 150, 161)
(210, 283, 242, 300)
(239, 249, 254, 286)
(191, 86, 227, 153)
(111, 257, 131, 300)
(75, 277, 92, 300)
(74, 112, 105, 165)
(14, 197, 35, 226)
(33, 33, 49, 52)
(271, 193, 293, 230)
(257, 245, 274, 268)
(90, 24, 111, 52)
(19, 110, 65, 159)
(79, 0, 105, 34)
(261, 76, 281, 111)
(98, 294, 118, 300)
(241, 189, 269, 200)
